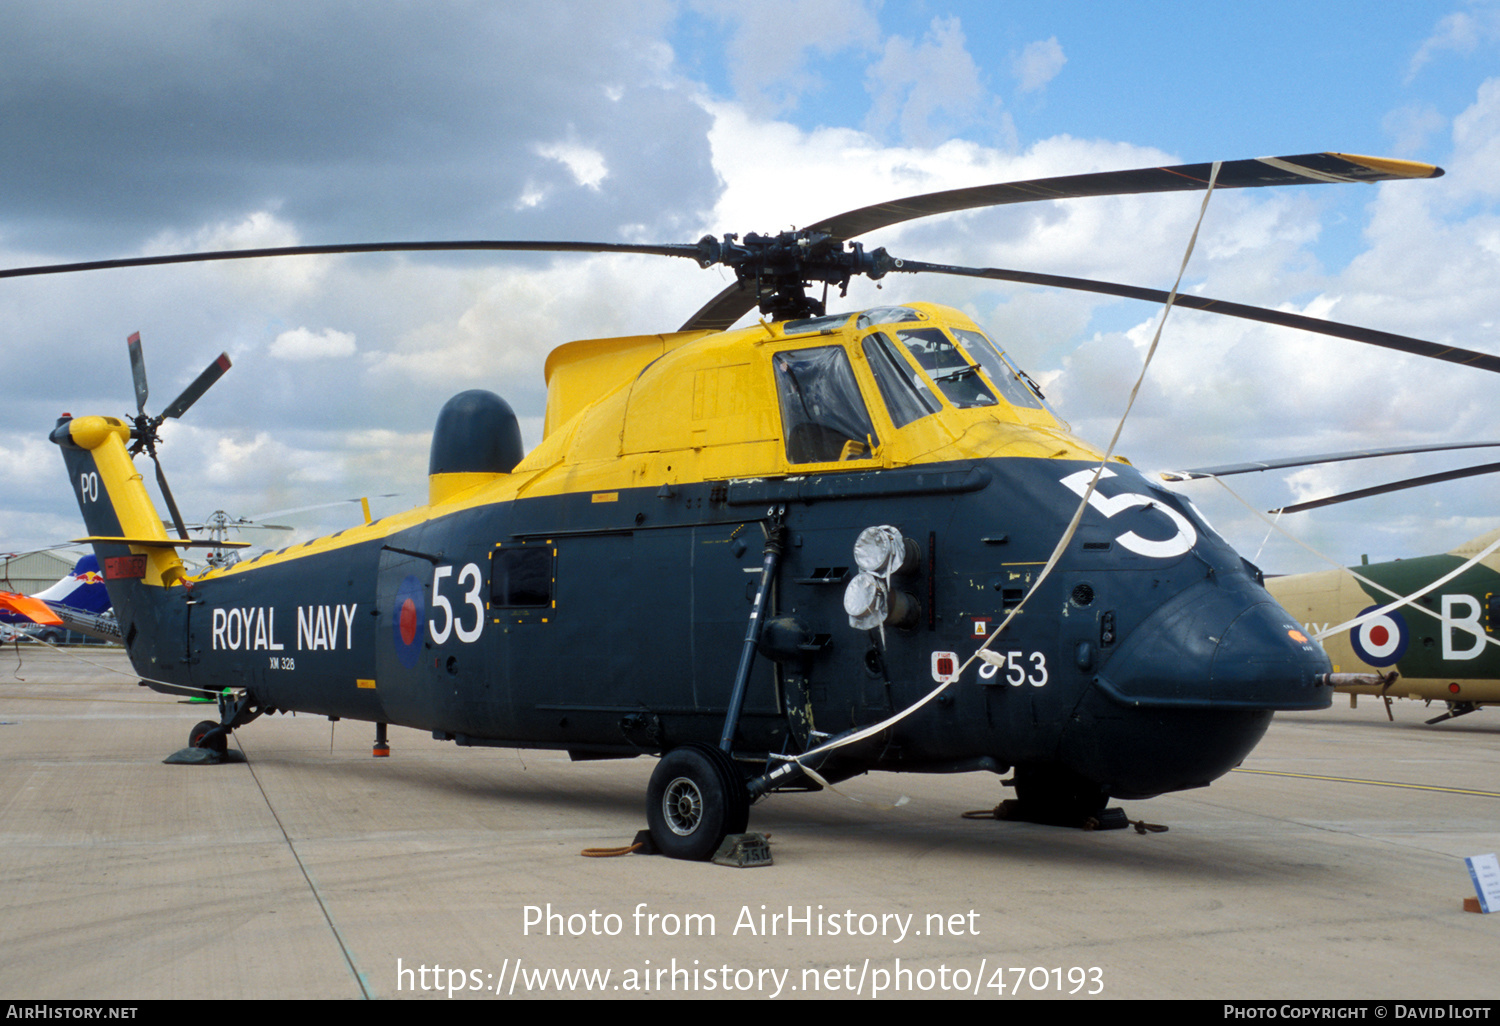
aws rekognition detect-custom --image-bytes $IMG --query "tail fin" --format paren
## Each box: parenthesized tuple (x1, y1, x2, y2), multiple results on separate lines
(31, 555, 112, 614)
(51, 415, 189, 654)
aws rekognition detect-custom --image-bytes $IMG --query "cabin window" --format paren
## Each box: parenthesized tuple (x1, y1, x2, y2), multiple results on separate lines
(782, 312, 854, 336)
(773, 346, 879, 463)
(892, 328, 999, 409)
(490, 547, 552, 607)
(952, 328, 1047, 411)
(863, 332, 940, 428)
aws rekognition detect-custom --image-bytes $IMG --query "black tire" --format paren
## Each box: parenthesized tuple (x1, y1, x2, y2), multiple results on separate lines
(189, 720, 228, 755)
(1012, 765, 1108, 824)
(701, 743, 751, 837)
(646, 743, 749, 860)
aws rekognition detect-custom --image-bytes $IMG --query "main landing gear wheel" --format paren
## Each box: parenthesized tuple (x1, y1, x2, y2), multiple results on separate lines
(646, 743, 750, 860)
(1004, 766, 1121, 829)
(188, 720, 227, 755)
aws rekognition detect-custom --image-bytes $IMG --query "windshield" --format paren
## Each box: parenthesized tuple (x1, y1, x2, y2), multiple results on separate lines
(892, 328, 998, 409)
(951, 328, 1047, 410)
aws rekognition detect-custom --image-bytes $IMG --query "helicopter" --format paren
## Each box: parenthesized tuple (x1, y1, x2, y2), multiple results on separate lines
(1268, 534, 1500, 724)
(175, 510, 294, 570)
(1164, 446, 1500, 725)
(22, 150, 1489, 860)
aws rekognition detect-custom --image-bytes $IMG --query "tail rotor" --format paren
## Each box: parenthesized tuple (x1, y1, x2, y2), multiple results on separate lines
(122, 332, 231, 541)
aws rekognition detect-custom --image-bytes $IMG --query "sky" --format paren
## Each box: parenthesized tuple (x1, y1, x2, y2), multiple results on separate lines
(3, 0, 1500, 576)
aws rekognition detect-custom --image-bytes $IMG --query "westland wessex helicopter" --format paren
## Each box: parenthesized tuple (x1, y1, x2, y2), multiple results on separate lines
(17, 152, 1489, 859)
(1166, 447, 1500, 725)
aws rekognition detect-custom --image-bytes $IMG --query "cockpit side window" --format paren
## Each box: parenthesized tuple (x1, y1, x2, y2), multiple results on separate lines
(773, 346, 879, 463)
(863, 332, 940, 428)
(894, 328, 998, 409)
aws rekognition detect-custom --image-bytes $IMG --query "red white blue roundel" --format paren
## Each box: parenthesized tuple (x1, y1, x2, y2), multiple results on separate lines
(392, 574, 425, 669)
(1349, 605, 1408, 667)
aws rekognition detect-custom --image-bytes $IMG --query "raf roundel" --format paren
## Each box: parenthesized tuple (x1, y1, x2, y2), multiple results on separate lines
(392, 574, 426, 669)
(1348, 605, 1409, 667)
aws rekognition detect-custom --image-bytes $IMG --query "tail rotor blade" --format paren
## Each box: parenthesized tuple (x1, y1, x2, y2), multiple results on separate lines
(161, 353, 232, 420)
(153, 455, 190, 540)
(127, 332, 149, 416)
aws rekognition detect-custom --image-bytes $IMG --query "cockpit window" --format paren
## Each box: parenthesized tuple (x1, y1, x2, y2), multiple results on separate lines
(893, 328, 998, 409)
(952, 328, 1047, 410)
(773, 346, 879, 463)
(863, 332, 940, 428)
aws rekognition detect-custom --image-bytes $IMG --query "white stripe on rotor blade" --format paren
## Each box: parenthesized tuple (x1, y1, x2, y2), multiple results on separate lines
(1256, 156, 1359, 183)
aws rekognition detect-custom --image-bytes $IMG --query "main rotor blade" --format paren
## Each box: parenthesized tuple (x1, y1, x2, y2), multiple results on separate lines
(678, 152, 1443, 331)
(0, 240, 704, 282)
(1271, 461, 1500, 514)
(1163, 442, 1500, 481)
(813, 152, 1441, 242)
(126, 332, 148, 416)
(171, 520, 294, 532)
(891, 260, 1500, 374)
(161, 353, 232, 420)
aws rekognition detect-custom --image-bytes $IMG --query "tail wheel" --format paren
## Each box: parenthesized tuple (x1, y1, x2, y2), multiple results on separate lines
(189, 720, 227, 755)
(646, 743, 750, 860)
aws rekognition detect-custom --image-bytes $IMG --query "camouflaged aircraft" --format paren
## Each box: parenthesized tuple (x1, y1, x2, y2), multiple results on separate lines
(1267, 533, 1500, 724)
(17, 151, 1486, 859)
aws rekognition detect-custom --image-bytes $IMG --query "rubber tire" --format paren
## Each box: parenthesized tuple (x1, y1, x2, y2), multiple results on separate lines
(700, 743, 751, 838)
(1012, 765, 1108, 824)
(646, 743, 749, 860)
(189, 720, 228, 755)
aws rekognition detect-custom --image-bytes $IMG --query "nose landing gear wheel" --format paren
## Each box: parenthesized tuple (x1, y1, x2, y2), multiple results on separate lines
(188, 720, 227, 755)
(646, 743, 750, 860)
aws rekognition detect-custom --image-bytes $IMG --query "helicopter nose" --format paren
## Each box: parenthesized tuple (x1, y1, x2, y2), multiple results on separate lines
(1056, 577, 1332, 799)
(1094, 576, 1331, 711)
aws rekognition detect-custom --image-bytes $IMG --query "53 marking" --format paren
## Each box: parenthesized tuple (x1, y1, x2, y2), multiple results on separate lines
(978, 650, 1049, 687)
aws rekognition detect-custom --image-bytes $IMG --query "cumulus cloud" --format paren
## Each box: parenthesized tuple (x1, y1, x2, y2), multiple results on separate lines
(864, 17, 999, 147)
(689, 0, 882, 114)
(1012, 37, 1065, 94)
(269, 327, 357, 361)
(1407, 8, 1500, 82)
(535, 141, 610, 190)
(1383, 103, 1449, 156)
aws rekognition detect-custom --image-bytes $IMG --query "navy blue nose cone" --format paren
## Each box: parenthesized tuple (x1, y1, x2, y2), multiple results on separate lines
(1095, 577, 1331, 711)
(1053, 575, 1332, 800)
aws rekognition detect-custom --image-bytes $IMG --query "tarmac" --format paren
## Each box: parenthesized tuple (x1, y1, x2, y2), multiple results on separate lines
(0, 645, 1495, 1001)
